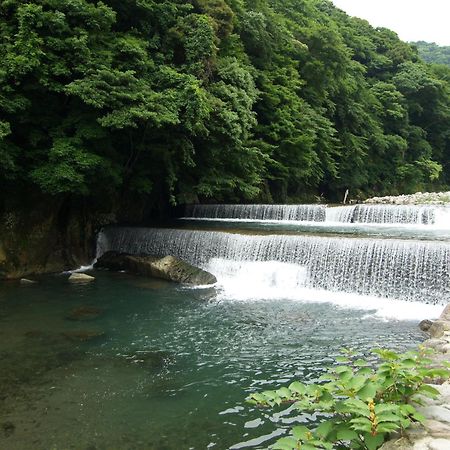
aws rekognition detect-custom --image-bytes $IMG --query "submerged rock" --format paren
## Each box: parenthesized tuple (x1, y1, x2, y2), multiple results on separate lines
(61, 330, 105, 342)
(95, 252, 217, 285)
(66, 306, 104, 321)
(68, 273, 95, 283)
(1, 421, 15, 438)
(20, 278, 37, 285)
(121, 350, 172, 371)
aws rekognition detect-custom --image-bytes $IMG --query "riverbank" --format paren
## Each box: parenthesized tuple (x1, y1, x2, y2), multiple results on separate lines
(364, 192, 450, 205)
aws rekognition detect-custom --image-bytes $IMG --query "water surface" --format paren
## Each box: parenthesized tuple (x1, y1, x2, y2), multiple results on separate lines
(0, 271, 426, 449)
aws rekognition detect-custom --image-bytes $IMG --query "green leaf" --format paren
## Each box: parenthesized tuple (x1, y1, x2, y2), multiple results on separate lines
(418, 385, 440, 398)
(277, 387, 292, 398)
(336, 427, 359, 441)
(364, 432, 385, 450)
(292, 425, 311, 441)
(316, 420, 333, 438)
(271, 436, 298, 450)
(289, 382, 306, 395)
(357, 383, 378, 401)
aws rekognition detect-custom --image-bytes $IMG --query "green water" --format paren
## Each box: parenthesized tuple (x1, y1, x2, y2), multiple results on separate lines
(0, 271, 424, 449)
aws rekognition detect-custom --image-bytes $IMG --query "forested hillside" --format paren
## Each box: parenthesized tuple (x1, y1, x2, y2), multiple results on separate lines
(2, 0, 450, 214)
(413, 41, 450, 67)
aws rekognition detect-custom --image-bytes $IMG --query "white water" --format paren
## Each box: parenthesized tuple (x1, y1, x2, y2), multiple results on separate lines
(183, 203, 450, 227)
(205, 258, 443, 321)
(98, 227, 450, 307)
(184, 204, 326, 221)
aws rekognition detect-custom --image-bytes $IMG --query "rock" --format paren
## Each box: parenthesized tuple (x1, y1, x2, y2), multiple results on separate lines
(147, 255, 217, 285)
(418, 406, 450, 425)
(429, 321, 450, 339)
(423, 338, 447, 351)
(420, 320, 434, 332)
(68, 273, 95, 283)
(95, 252, 217, 285)
(429, 438, 450, 450)
(66, 306, 103, 321)
(424, 419, 450, 437)
(439, 304, 450, 321)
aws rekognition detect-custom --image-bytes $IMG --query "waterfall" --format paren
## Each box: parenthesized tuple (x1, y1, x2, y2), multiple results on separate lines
(183, 203, 450, 226)
(97, 227, 450, 305)
(184, 204, 326, 221)
(326, 204, 437, 225)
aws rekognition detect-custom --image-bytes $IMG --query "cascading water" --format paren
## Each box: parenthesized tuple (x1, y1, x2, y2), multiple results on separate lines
(97, 227, 450, 305)
(184, 204, 326, 221)
(183, 203, 450, 227)
(326, 204, 437, 225)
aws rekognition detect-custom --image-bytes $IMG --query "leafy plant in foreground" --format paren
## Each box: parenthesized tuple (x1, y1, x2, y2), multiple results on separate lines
(247, 348, 450, 450)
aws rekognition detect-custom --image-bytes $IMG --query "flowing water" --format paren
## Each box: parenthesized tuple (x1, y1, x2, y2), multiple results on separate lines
(1, 202, 448, 449)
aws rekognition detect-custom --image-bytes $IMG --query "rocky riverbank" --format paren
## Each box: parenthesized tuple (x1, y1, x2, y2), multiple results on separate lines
(380, 305, 450, 450)
(364, 192, 450, 205)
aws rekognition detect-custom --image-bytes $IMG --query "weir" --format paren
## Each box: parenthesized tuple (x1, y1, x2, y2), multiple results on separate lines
(326, 204, 437, 225)
(97, 227, 450, 305)
(184, 203, 450, 226)
(184, 204, 326, 221)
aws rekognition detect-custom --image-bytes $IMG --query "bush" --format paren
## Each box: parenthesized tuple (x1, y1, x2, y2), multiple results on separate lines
(247, 347, 450, 450)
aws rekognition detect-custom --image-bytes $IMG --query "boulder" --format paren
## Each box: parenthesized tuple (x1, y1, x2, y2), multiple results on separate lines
(420, 319, 434, 332)
(95, 252, 217, 285)
(68, 273, 95, 283)
(429, 320, 450, 339)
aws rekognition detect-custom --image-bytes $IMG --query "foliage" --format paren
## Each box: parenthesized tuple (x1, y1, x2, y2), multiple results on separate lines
(247, 347, 450, 450)
(413, 41, 450, 67)
(1, 0, 450, 214)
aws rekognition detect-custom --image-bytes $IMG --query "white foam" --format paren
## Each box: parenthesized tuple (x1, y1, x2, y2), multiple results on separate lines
(205, 259, 444, 321)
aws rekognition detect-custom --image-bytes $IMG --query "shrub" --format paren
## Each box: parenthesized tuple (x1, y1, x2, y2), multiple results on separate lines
(247, 347, 450, 450)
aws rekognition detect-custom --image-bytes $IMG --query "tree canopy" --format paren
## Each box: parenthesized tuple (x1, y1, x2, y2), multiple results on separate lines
(1, 0, 450, 213)
(412, 41, 450, 67)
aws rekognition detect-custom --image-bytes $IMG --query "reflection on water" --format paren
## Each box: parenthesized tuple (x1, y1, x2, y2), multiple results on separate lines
(0, 272, 425, 449)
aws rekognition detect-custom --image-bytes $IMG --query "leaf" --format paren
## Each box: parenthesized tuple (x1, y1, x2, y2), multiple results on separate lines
(418, 385, 440, 398)
(289, 382, 306, 395)
(336, 356, 350, 363)
(316, 420, 333, 439)
(292, 425, 311, 441)
(347, 376, 367, 392)
(375, 404, 400, 415)
(363, 432, 385, 450)
(377, 413, 403, 423)
(336, 427, 359, 441)
(271, 436, 298, 450)
(377, 422, 400, 433)
(357, 383, 378, 401)
(277, 387, 292, 399)
(354, 359, 369, 367)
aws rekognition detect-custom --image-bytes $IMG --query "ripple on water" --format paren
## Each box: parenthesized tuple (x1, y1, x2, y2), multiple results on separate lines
(0, 271, 427, 449)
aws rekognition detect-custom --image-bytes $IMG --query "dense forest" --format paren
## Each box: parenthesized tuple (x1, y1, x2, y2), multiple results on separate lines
(1, 0, 450, 216)
(412, 41, 450, 67)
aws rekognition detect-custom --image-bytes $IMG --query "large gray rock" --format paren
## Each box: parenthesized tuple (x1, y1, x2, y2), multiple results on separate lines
(95, 252, 217, 285)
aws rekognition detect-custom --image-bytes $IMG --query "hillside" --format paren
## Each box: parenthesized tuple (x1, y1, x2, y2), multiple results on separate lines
(412, 41, 450, 67)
